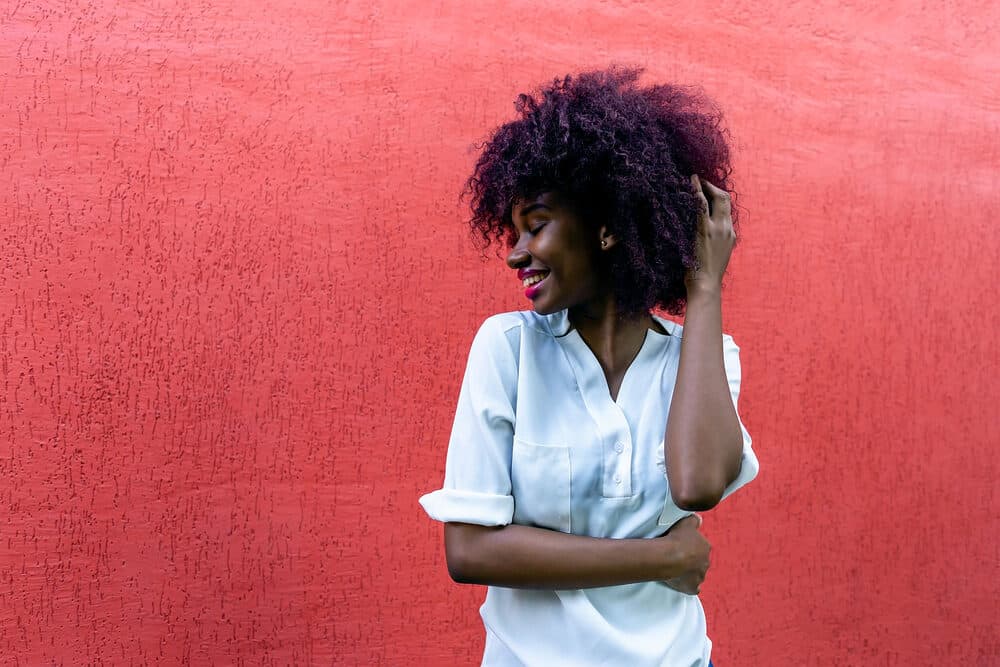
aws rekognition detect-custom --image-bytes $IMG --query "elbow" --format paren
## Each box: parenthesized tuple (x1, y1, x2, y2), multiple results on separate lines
(670, 480, 726, 512)
(668, 433, 744, 512)
(672, 491, 723, 512)
(444, 523, 491, 585)
(447, 566, 472, 585)
(445, 549, 478, 584)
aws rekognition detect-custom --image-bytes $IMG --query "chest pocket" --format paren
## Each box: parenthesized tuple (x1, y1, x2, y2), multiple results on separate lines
(511, 437, 572, 533)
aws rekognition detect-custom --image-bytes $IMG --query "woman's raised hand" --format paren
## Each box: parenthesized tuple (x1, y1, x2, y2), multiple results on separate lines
(686, 174, 735, 292)
(659, 513, 711, 595)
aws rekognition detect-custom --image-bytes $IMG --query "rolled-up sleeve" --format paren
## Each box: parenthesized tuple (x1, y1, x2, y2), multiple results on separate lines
(719, 335, 760, 501)
(419, 316, 519, 526)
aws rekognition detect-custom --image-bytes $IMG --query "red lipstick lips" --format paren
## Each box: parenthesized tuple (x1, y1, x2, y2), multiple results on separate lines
(517, 268, 546, 280)
(519, 268, 549, 300)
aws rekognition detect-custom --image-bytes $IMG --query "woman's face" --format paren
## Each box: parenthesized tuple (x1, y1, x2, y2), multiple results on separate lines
(506, 192, 609, 315)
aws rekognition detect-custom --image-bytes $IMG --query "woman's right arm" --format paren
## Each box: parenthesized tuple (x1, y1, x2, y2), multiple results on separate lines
(443, 514, 710, 593)
(429, 319, 709, 593)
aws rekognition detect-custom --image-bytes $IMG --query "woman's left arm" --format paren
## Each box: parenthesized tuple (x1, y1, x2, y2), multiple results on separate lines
(664, 175, 745, 511)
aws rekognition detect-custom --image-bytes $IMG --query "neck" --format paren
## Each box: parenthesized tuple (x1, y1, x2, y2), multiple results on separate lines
(567, 294, 657, 371)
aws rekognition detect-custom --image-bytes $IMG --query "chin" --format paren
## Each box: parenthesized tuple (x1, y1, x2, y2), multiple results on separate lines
(530, 301, 561, 315)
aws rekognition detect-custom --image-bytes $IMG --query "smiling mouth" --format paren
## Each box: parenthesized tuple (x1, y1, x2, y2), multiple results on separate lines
(522, 271, 549, 287)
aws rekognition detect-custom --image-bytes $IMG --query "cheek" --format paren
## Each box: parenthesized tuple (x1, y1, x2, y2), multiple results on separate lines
(567, 246, 601, 280)
(558, 262, 599, 299)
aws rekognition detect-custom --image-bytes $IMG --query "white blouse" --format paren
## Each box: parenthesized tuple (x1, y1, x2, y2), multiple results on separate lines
(420, 309, 759, 667)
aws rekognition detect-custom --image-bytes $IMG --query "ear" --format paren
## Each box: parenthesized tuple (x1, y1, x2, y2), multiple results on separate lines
(598, 225, 618, 250)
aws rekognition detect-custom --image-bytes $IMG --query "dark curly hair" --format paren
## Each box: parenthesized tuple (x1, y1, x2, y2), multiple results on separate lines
(463, 66, 737, 316)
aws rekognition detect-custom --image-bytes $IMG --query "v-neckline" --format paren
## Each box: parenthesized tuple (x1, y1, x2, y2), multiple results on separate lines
(566, 315, 672, 405)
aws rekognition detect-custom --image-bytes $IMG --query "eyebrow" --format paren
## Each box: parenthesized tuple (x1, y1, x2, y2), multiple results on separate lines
(517, 202, 551, 217)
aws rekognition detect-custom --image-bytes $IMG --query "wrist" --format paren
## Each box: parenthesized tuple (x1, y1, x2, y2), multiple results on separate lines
(637, 534, 681, 581)
(684, 280, 722, 305)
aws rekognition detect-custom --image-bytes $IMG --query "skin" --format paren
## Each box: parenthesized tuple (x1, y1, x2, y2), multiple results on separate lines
(444, 177, 743, 593)
(667, 175, 744, 511)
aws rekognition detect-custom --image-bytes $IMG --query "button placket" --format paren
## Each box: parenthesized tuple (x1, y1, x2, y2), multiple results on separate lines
(599, 420, 633, 497)
(607, 431, 632, 495)
(557, 326, 637, 498)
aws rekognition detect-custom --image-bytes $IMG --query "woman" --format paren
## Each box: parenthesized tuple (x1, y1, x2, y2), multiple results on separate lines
(420, 67, 759, 667)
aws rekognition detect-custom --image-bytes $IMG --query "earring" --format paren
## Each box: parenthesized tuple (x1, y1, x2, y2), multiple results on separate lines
(601, 239, 608, 248)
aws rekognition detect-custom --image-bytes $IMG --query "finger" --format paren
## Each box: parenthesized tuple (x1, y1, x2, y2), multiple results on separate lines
(690, 174, 709, 219)
(699, 179, 732, 219)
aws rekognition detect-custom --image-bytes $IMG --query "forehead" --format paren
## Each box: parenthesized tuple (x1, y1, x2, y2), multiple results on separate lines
(512, 191, 569, 217)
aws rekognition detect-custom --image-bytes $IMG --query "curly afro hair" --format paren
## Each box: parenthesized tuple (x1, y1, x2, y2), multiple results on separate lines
(464, 66, 737, 316)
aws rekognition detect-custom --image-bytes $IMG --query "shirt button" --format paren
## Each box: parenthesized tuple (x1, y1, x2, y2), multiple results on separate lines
(613, 474, 622, 484)
(614, 442, 624, 454)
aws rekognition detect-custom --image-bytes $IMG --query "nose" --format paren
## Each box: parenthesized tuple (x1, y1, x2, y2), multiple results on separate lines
(506, 242, 530, 270)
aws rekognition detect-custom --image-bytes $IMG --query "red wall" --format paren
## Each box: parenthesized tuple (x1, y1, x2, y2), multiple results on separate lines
(2, 1, 998, 665)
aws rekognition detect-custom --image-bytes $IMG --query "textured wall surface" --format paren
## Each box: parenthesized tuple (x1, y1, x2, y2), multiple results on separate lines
(1, 1, 998, 665)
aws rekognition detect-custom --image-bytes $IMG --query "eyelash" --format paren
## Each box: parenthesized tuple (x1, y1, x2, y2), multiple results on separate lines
(508, 221, 547, 247)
